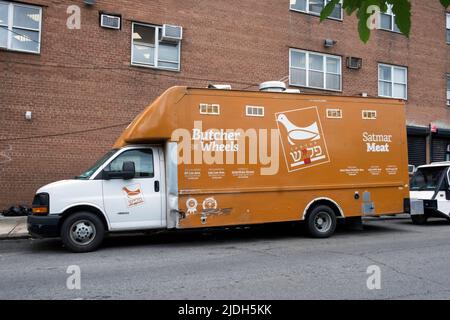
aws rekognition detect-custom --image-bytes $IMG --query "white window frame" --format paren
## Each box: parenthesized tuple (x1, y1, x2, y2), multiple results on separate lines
(199, 103, 220, 115)
(289, 48, 342, 92)
(326, 108, 342, 119)
(379, 3, 401, 33)
(246, 105, 265, 117)
(447, 74, 450, 106)
(378, 63, 408, 100)
(289, 0, 343, 21)
(446, 13, 450, 44)
(0, 1, 42, 54)
(362, 110, 377, 120)
(131, 22, 181, 71)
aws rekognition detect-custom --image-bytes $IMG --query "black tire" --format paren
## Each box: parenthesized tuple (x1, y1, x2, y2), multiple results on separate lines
(411, 214, 428, 225)
(306, 205, 337, 238)
(60, 212, 105, 253)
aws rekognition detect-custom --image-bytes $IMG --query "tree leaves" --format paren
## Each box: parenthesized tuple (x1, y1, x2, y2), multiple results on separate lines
(356, 3, 370, 42)
(355, 0, 386, 43)
(342, 0, 363, 15)
(389, 0, 411, 37)
(319, 0, 445, 43)
(320, 0, 341, 21)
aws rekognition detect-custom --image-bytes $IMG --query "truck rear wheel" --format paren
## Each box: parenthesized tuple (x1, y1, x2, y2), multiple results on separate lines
(61, 212, 105, 253)
(306, 205, 337, 238)
(411, 214, 428, 225)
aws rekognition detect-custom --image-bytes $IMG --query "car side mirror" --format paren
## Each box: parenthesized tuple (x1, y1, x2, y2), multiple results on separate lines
(121, 161, 135, 180)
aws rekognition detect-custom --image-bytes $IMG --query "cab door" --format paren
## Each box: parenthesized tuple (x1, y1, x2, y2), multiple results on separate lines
(102, 148, 163, 230)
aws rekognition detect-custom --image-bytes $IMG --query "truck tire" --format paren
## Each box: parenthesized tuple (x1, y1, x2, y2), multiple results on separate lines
(411, 214, 428, 225)
(306, 205, 337, 238)
(60, 212, 105, 253)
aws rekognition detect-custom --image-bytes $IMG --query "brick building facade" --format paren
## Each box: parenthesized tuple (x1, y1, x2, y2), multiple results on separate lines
(1, 0, 450, 209)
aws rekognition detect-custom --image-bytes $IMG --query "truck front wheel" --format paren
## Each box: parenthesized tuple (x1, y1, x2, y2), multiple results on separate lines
(411, 214, 428, 225)
(306, 205, 337, 238)
(60, 212, 105, 253)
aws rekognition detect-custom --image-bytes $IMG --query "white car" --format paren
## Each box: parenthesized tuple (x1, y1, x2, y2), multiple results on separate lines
(408, 162, 450, 224)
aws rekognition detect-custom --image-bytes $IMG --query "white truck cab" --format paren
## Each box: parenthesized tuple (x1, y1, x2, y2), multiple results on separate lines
(409, 162, 450, 224)
(28, 145, 172, 252)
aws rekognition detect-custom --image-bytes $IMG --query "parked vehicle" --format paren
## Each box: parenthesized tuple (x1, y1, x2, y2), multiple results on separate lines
(408, 164, 416, 177)
(28, 85, 410, 252)
(408, 162, 450, 224)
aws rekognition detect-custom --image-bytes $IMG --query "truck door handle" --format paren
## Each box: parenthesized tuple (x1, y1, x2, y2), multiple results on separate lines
(154, 180, 160, 192)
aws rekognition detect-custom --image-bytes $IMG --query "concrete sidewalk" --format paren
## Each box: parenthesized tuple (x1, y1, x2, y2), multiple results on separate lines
(0, 216, 29, 239)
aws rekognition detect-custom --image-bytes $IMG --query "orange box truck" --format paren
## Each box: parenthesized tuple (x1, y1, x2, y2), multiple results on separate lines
(28, 85, 410, 252)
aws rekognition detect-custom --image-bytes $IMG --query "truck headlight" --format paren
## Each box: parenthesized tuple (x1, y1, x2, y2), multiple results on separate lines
(32, 193, 49, 215)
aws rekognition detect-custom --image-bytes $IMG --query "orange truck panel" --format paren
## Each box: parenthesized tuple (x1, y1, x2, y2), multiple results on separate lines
(115, 86, 409, 229)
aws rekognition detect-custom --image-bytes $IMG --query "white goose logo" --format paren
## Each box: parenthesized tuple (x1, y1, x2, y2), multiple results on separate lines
(275, 107, 330, 173)
(276, 114, 320, 145)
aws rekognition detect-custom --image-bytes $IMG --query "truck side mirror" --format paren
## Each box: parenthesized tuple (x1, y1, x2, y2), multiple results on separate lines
(121, 161, 136, 180)
(103, 161, 136, 180)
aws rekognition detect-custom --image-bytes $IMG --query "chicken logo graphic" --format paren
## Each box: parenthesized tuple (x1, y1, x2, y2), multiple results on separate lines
(277, 114, 321, 145)
(122, 183, 145, 207)
(276, 107, 330, 172)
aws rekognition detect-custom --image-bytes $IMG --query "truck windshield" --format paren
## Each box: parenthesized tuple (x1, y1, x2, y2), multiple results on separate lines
(410, 166, 448, 191)
(75, 149, 118, 180)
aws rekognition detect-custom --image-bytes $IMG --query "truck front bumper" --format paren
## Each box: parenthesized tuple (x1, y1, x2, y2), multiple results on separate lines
(407, 198, 439, 216)
(27, 214, 61, 238)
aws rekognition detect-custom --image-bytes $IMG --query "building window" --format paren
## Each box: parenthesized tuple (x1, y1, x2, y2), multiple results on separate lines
(0, 1, 42, 54)
(290, 0, 343, 20)
(447, 13, 450, 44)
(378, 64, 407, 99)
(379, 4, 400, 33)
(447, 74, 450, 106)
(290, 49, 342, 91)
(131, 23, 181, 71)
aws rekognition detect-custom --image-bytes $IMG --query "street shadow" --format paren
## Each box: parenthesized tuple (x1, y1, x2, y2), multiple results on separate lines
(395, 218, 450, 226)
(28, 238, 67, 253)
(26, 223, 301, 253)
(98, 219, 411, 251)
(102, 222, 301, 250)
(26, 217, 429, 253)
(426, 219, 450, 225)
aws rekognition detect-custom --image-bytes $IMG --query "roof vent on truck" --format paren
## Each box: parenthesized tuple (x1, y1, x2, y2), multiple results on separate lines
(208, 84, 232, 90)
(258, 81, 301, 93)
(259, 81, 286, 92)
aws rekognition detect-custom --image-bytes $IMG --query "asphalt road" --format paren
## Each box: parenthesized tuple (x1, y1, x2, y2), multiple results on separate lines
(1, 216, 450, 300)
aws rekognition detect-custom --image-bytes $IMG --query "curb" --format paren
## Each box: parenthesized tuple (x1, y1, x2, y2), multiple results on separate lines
(0, 234, 31, 240)
(0, 216, 30, 240)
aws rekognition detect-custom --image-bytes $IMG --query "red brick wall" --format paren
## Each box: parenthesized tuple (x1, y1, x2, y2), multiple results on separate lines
(1, 0, 449, 208)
